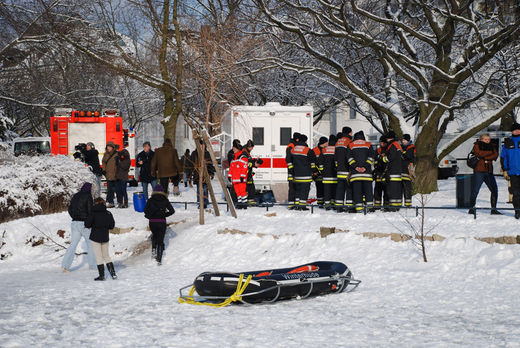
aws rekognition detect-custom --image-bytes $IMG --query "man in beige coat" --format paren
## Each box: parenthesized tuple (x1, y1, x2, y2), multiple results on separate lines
(151, 139, 183, 195)
(102, 142, 118, 208)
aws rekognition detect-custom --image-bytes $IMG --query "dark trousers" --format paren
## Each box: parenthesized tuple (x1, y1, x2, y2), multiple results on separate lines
(294, 182, 311, 206)
(288, 180, 296, 206)
(470, 172, 498, 207)
(315, 180, 324, 204)
(149, 222, 166, 248)
(116, 180, 128, 203)
(323, 183, 336, 207)
(374, 180, 389, 207)
(352, 180, 373, 211)
(106, 180, 116, 204)
(511, 175, 520, 210)
(335, 180, 353, 207)
(402, 179, 412, 206)
(247, 183, 256, 205)
(196, 183, 209, 208)
(160, 175, 180, 194)
(387, 180, 402, 207)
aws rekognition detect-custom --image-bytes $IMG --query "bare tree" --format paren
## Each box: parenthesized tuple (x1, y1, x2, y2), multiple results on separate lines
(253, 0, 520, 193)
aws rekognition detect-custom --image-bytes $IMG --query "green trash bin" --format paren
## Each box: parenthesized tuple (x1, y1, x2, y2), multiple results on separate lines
(456, 174, 473, 208)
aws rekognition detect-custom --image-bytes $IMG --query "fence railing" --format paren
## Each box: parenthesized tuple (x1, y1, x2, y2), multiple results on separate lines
(168, 201, 515, 219)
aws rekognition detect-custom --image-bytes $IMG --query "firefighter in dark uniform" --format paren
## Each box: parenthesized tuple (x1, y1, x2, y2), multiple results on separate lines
(401, 134, 415, 207)
(348, 131, 375, 212)
(287, 134, 317, 210)
(313, 137, 328, 207)
(286, 132, 300, 210)
(374, 136, 388, 208)
(335, 127, 353, 212)
(319, 135, 338, 210)
(247, 158, 263, 206)
(382, 131, 403, 210)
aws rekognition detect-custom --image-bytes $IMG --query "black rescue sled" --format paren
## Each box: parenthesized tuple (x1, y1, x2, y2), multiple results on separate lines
(178, 261, 361, 306)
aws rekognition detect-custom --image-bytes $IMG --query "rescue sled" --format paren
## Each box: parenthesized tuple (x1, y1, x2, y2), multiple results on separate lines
(178, 261, 361, 306)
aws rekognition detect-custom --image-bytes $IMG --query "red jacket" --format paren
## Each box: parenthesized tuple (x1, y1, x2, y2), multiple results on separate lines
(228, 151, 249, 183)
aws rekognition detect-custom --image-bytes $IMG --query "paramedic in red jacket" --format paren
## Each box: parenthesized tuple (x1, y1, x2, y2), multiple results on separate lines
(228, 149, 249, 209)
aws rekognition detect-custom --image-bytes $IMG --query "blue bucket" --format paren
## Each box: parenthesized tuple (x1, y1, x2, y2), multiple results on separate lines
(133, 192, 146, 213)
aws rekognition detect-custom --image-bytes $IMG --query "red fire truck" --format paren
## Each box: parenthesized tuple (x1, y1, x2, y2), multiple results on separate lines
(50, 108, 137, 183)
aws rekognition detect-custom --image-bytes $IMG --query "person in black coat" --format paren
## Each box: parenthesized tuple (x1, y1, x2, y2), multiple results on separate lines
(62, 182, 96, 272)
(85, 197, 116, 281)
(82, 143, 102, 197)
(144, 184, 175, 265)
(136, 142, 157, 199)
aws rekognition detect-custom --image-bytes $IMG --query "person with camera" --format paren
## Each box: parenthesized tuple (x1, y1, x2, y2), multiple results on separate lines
(136, 141, 157, 199)
(102, 142, 118, 208)
(83, 142, 102, 198)
(469, 133, 501, 215)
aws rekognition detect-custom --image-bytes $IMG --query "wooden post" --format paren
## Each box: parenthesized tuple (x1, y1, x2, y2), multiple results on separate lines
(203, 165, 220, 216)
(201, 129, 237, 218)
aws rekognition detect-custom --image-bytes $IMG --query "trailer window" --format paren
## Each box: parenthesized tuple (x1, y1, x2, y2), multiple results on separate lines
(252, 127, 264, 146)
(280, 128, 291, 145)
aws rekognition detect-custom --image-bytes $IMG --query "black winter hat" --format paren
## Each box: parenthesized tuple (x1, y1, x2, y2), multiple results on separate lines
(342, 126, 352, 135)
(354, 131, 365, 140)
(336, 132, 343, 139)
(402, 134, 411, 142)
(318, 137, 328, 145)
(293, 132, 301, 141)
(379, 135, 386, 143)
(511, 123, 520, 132)
(232, 139, 242, 149)
(385, 131, 396, 141)
(299, 134, 308, 143)
(245, 140, 255, 148)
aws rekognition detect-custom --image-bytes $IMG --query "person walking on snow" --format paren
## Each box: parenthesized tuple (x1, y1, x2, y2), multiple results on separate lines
(144, 184, 175, 265)
(62, 182, 96, 272)
(136, 142, 157, 199)
(501, 123, 520, 219)
(85, 197, 117, 281)
(116, 147, 131, 208)
(102, 142, 118, 208)
(469, 133, 501, 215)
(151, 138, 183, 196)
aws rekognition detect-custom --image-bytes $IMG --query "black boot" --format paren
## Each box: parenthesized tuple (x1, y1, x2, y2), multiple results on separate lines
(156, 244, 164, 265)
(94, 264, 105, 281)
(490, 196, 502, 215)
(107, 262, 117, 279)
(515, 210, 520, 220)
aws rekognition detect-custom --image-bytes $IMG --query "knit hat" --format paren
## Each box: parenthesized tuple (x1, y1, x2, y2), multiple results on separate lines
(318, 137, 328, 145)
(87, 142, 95, 149)
(379, 135, 386, 143)
(385, 131, 396, 141)
(300, 134, 308, 143)
(153, 184, 164, 192)
(336, 132, 343, 139)
(342, 126, 352, 135)
(511, 123, 520, 132)
(232, 139, 242, 149)
(402, 134, 411, 142)
(354, 130, 365, 140)
(245, 140, 255, 148)
(106, 141, 116, 150)
(81, 182, 92, 193)
(293, 132, 301, 141)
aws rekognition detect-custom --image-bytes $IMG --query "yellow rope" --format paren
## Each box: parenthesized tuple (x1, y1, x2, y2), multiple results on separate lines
(178, 274, 253, 307)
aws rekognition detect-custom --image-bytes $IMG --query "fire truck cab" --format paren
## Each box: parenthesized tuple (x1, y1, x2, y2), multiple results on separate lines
(50, 108, 136, 182)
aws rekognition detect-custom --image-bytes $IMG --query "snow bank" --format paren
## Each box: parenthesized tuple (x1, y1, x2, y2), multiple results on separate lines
(0, 154, 95, 222)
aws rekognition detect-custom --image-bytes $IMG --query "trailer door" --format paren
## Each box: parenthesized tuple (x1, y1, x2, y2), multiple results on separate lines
(270, 116, 301, 185)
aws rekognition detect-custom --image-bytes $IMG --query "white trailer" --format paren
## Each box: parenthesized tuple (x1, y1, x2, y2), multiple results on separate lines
(217, 102, 314, 190)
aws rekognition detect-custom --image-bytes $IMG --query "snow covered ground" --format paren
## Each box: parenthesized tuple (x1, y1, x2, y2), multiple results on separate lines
(1, 178, 520, 347)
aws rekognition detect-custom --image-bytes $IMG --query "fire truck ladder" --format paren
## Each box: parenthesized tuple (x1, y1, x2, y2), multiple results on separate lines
(57, 119, 69, 155)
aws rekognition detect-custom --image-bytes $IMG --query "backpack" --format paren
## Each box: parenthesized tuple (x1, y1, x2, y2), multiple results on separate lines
(466, 151, 479, 169)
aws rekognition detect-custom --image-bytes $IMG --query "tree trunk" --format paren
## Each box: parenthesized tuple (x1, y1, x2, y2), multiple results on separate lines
(413, 155, 439, 194)
(162, 90, 180, 144)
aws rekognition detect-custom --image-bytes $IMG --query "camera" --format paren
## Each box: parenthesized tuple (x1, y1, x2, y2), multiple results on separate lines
(75, 143, 87, 152)
(73, 143, 87, 162)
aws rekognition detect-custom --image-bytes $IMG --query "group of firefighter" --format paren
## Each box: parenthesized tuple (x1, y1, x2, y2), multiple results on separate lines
(227, 126, 416, 212)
